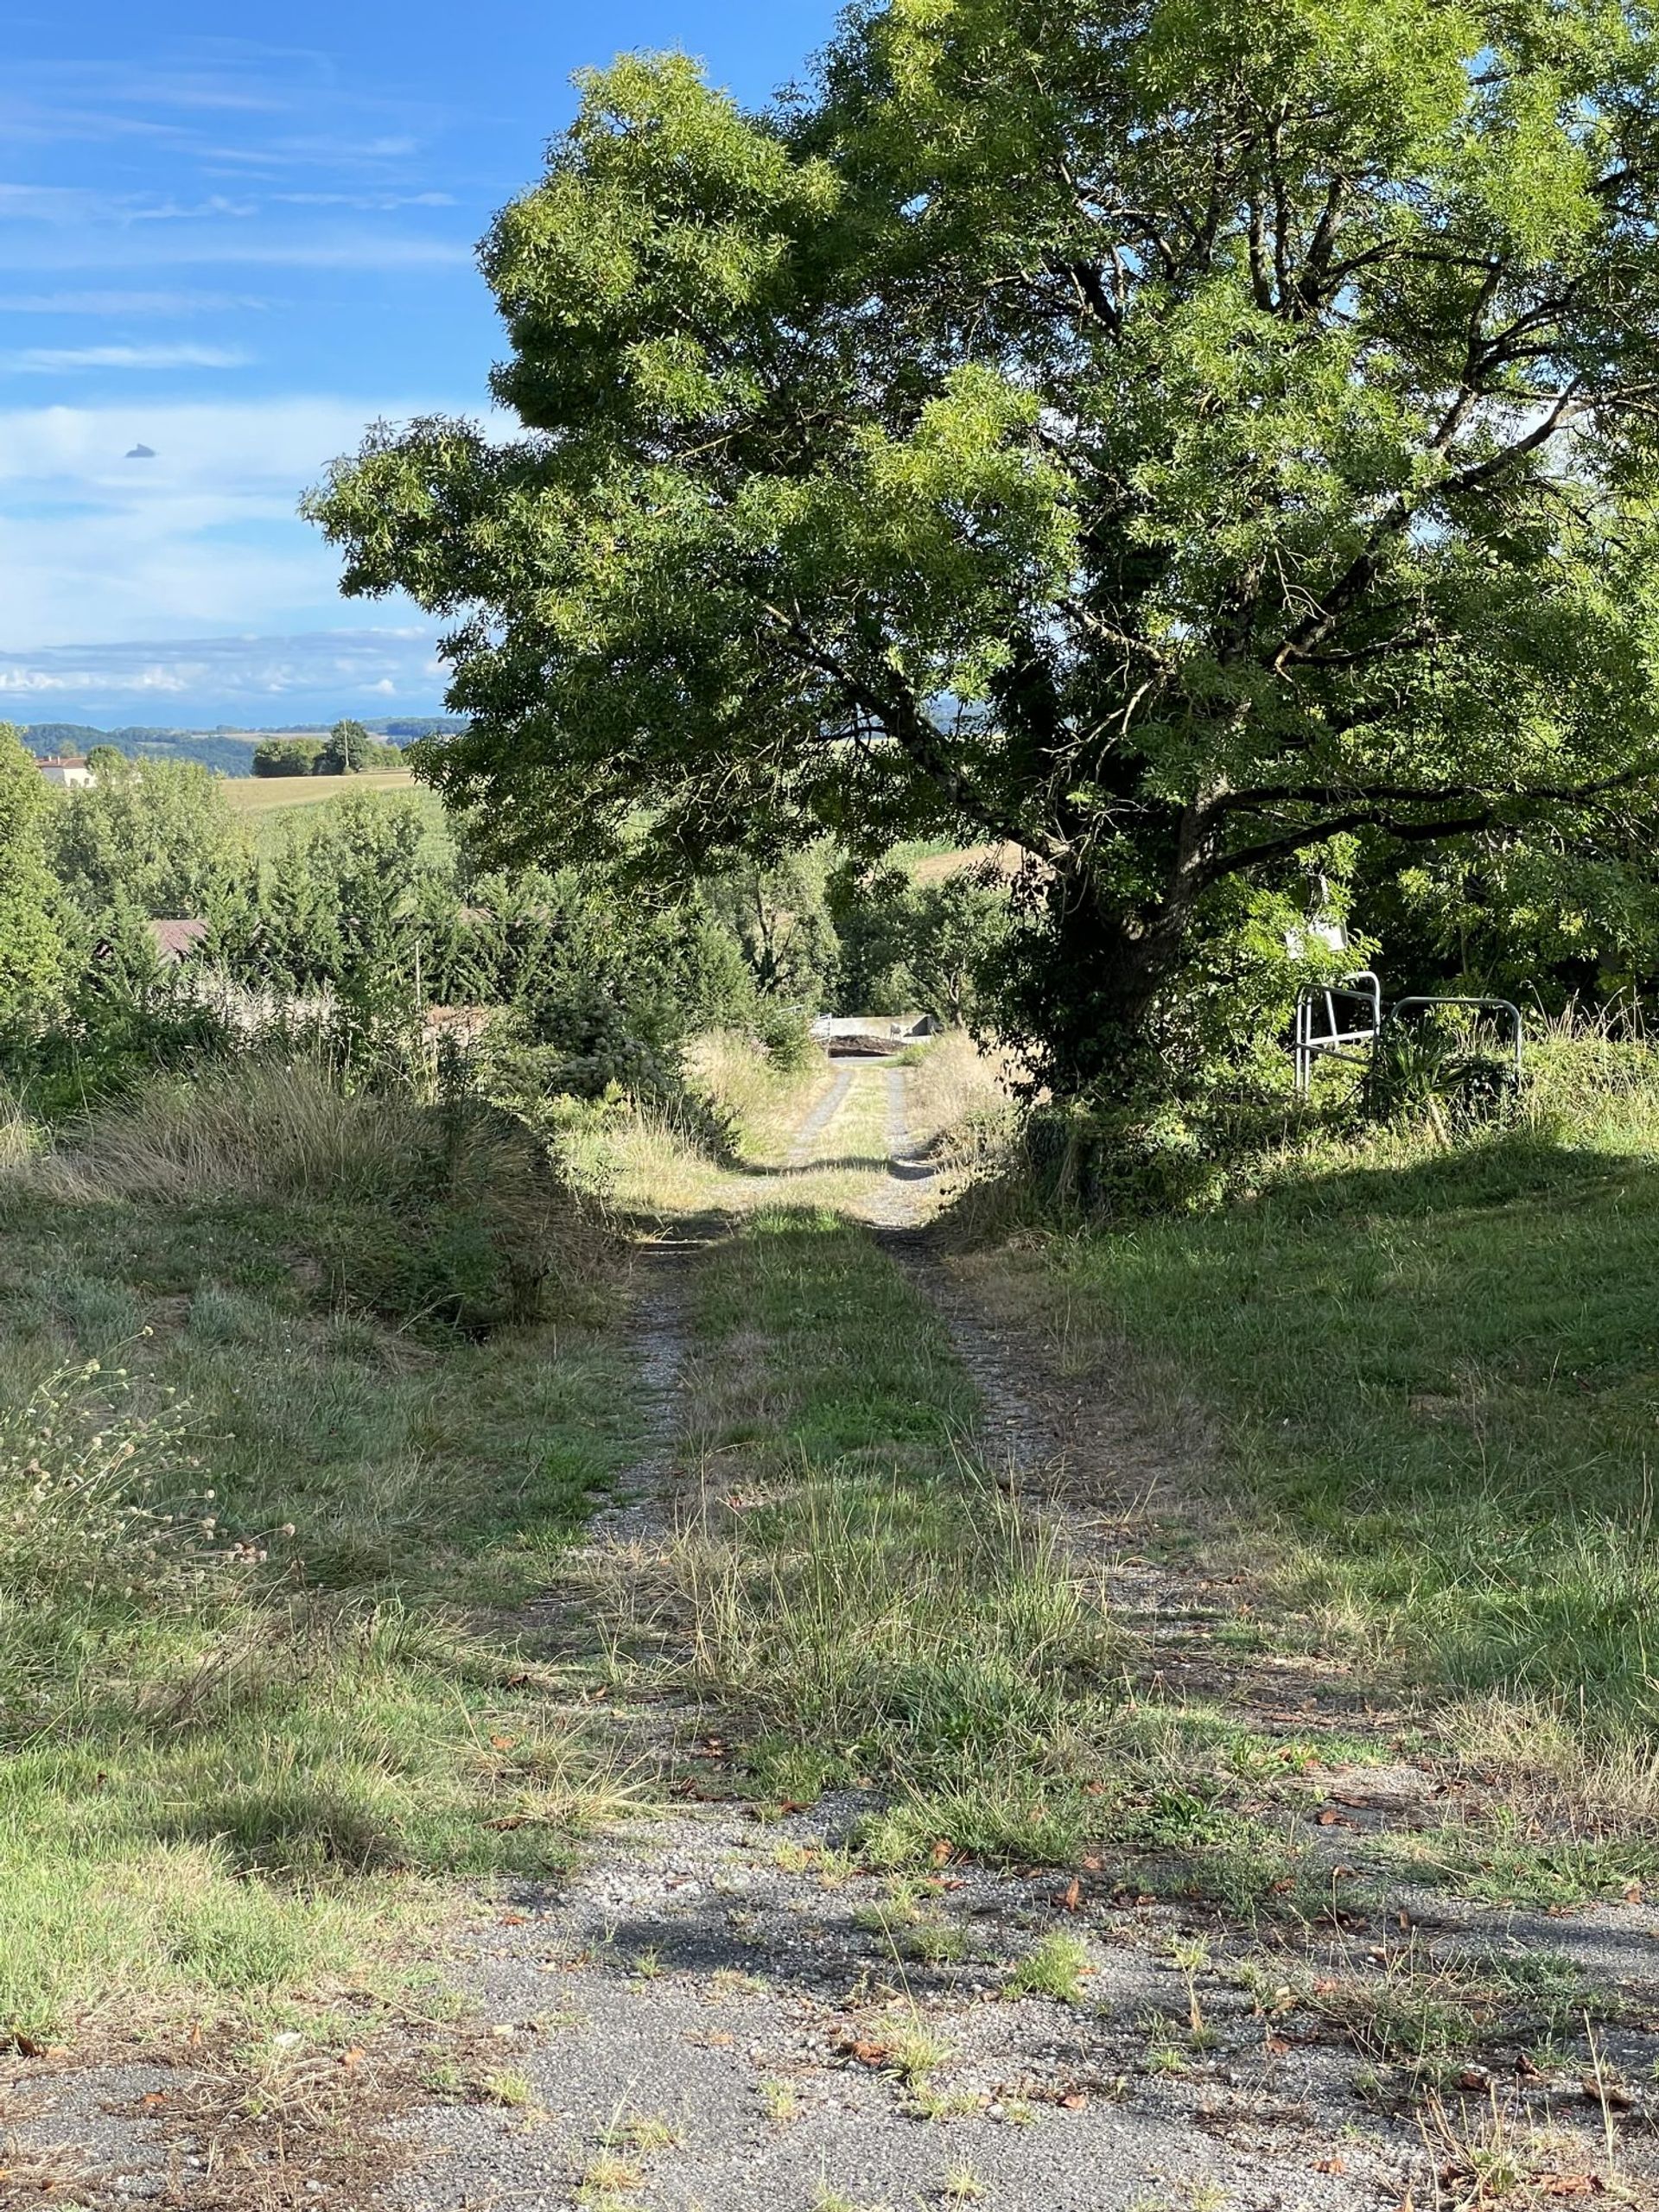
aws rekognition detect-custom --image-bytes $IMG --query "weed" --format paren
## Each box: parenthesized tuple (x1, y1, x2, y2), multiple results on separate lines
(759, 2074, 800, 2123)
(888, 2018, 956, 2086)
(943, 2161, 988, 2201)
(1168, 1934, 1211, 2045)
(606, 2111, 681, 2152)
(480, 2069, 535, 2108)
(579, 2149, 644, 2197)
(1005, 1931, 1090, 2005)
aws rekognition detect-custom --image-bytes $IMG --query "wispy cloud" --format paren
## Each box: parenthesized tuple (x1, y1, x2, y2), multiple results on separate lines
(0, 343, 251, 372)
(0, 626, 445, 718)
(0, 289, 269, 315)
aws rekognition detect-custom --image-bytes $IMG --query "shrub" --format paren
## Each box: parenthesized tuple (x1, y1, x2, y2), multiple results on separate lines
(36, 1058, 604, 1334)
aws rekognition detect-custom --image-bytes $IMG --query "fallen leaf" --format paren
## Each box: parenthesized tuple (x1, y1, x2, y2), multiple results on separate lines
(499, 1912, 529, 1926)
(1052, 1878, 1082, 1911)
(1060, 2092, 1089, 2110)
(1581, 2077, 1635, 2111)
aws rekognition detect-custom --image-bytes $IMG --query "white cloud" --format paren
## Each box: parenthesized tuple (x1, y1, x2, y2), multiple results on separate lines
(0, 227, 473, 272)
(0, 395, 486, 647)
(0, 288, 268, 315)
(2, 343, 251, 372)
(0, 626, 444, 714)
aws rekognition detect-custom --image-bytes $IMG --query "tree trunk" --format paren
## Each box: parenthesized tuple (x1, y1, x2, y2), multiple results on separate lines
(1014, 868, 1192, 1098)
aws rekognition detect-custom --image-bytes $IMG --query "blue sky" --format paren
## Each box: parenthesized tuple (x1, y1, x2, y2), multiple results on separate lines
(0, 1, 838, 728)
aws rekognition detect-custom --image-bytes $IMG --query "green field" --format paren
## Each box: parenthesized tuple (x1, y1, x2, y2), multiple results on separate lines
(219, 767, 416, 815)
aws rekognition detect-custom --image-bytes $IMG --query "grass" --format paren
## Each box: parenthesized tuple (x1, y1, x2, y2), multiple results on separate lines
(554, 1033, 896, 1224)
(631, 1205, 1315, 1903)
(0, 1058, 642, 2045)
(1005, 1929, 1091, 2005)
(988, 1033, 1659, 1841)
(221, 768, 416, 811)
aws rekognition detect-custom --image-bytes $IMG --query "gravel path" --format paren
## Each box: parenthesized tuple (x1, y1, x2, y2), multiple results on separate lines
(13, 1065, 1658, 2209)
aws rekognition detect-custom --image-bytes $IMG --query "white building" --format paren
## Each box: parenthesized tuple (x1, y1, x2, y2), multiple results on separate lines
(37, 754, 96, 790)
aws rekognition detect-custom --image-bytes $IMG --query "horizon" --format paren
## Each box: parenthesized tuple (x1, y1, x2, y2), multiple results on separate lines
(3, 2, 839, 728)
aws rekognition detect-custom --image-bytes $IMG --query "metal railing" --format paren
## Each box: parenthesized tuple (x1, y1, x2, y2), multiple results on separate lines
(1293, 981, 1525, 1095)
(1293, 970, 1382, 1095)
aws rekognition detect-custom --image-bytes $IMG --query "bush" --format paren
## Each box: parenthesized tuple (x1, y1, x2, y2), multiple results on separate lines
(39, 1058, 603, 1334)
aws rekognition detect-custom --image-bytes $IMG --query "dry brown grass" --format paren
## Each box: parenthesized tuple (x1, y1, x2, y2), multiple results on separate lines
(33, 1058, 429, 1206)
(906, 842, 1022, 886)
(220, 768, 416, 814)
(903, 1030, 1018, 1158)
(683, 1029, 836, 1160)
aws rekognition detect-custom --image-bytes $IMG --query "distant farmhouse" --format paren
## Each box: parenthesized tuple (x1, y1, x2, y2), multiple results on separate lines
(36, 754, 96, 790)
(91, 918, 212, 971)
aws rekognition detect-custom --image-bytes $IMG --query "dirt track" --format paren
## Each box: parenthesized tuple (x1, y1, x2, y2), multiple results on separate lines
(9, 1060, 1658, 2210)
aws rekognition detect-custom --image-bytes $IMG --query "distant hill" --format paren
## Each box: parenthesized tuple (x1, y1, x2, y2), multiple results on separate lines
(19, 719, 467, 778)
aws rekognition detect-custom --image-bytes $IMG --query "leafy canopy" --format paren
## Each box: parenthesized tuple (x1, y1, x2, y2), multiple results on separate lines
(307, 0, 1659, 1088)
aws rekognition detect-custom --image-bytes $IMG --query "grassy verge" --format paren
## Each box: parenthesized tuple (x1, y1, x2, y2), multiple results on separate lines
(550, 1031, 880, 1223)
(0, 1060, 643, 2047)
(647, 1208, 1327, 1907)
(980, 1034, 1659, 1854)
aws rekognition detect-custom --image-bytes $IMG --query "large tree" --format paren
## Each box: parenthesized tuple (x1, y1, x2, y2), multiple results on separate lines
(307, 0, 1659, 1090)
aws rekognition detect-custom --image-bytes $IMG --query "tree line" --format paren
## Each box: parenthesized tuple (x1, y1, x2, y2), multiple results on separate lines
(251, 719, 400, 777)
(0, 726, 1008, 1109)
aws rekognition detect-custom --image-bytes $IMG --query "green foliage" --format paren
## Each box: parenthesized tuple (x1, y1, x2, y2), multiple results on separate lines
(317, 717, 382, 774)
(251, 792, 439, 992)
(0, 723, 69, 1021)
(252, 737, 325, 777)
(307, 4, 1659, 1095)
(705, 851, 839, 1007)
(48, 753, 250, 925)
(830, 864, 1010, 1021)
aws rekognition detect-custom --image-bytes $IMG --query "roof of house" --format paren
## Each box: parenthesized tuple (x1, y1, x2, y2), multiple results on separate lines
(149, 918, 211, 962)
